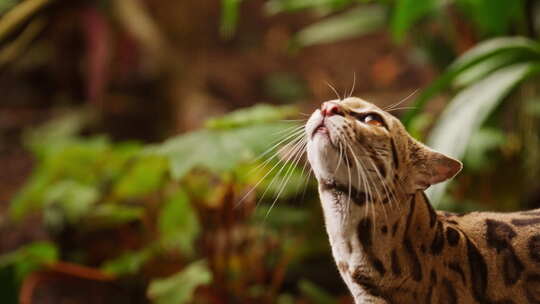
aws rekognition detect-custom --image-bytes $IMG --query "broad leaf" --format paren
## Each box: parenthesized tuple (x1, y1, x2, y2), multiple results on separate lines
(147, 260, 212, 304)
(158, 189, 200, 255)
(403, 37, 540, 125)
(426, 63, 540, 204)
(294, 5, 385, 47)
(0, 242, 58, 281)
(391, 0, 435, 41)
(149, 108, 296, 180)
(101, 247, 154, 276)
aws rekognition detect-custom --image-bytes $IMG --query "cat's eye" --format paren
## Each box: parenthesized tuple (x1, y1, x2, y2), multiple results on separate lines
(361, 113, 385, 127)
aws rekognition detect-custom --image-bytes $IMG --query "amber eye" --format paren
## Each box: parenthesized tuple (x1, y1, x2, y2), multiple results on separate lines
(362, 113, 384, 127)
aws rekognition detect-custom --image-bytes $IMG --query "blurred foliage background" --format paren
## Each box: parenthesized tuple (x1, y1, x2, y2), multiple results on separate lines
(1, 0, 540, 303)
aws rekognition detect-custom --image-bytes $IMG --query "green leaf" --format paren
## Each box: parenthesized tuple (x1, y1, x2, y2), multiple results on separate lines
(150, 122, 296, 180)
(84, 204, 144, 228)
(147, 260, 212, 304)
(42, 180, 99, 225)
(0, 0, 17, 14)
(403, 37, 540, 126)
(0, 242, 58, 281)
(158, 189, 200, 255)
(390, 0, 435, 41)
(220, 0, 242, 38)
(456, 0, 525, 36)
(113, 156, 168, 199)
(294, 5, 385, 47)
(101, 247, 154, 276)
(265, 0, 352, 15)
(205, 104, 297, 130)
(452, 52, 527, 88)
(426, 63, 540, 205)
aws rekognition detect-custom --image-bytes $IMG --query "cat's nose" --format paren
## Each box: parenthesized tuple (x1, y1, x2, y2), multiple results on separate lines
(321, 102, 342, 117)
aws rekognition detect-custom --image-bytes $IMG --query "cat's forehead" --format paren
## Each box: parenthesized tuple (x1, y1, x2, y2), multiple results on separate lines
(333, 97, 382, 112)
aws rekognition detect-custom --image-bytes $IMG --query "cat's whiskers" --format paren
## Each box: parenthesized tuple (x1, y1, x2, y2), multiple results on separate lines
(383, 89, 418, 111)
(259, 135, 307, 206)
(235, 131, 305, 208)
(250, 127, 305, 172)
(325, 81, 342, 100)
(265, 138, 307, 218)
(348, 72, 356, 98)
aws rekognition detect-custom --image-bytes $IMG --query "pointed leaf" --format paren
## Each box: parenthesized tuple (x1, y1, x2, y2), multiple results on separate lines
(426, 63, 540, 205)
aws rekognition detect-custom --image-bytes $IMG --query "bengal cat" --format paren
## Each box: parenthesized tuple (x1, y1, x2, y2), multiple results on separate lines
(305, 97, 540, 303)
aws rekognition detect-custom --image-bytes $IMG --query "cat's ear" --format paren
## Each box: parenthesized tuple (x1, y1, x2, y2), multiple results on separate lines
(407, 140, 462, 191)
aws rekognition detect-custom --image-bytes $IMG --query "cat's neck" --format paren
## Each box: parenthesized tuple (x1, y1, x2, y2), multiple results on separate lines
(318, 182, 442, 300)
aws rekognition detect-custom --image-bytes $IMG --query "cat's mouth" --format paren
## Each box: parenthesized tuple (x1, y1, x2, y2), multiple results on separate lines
(313, 124, 328, 136)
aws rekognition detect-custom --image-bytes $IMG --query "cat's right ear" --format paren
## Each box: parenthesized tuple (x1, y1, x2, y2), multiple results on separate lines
(407, 139, 462, 191)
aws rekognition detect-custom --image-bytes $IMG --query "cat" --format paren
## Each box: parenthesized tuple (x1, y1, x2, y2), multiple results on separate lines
(305, 97, 540, 303)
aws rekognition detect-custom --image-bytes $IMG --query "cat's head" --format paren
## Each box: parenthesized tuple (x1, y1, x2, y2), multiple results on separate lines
(305, 97, 462, 195)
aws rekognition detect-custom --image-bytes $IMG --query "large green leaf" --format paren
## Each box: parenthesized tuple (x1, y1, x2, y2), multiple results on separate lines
(294, 5, 385, 47)
(0, 241, 58, 282)
(426, 63, 540, 205)
(403, 37, 540, 125)
(101, 247, 154, 276)
(147, 110, 298, 179)
(456, 0, 525, 36)
(147, 260, 212, 304)
(391, 0, 435, 41)
(158, 189, 200, 255)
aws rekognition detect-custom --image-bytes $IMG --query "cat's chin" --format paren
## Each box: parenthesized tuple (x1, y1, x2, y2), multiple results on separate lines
(307, 135, 343, 181)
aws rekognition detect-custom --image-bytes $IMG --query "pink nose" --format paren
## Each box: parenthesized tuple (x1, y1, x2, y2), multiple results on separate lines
(321, 102, 342, 117)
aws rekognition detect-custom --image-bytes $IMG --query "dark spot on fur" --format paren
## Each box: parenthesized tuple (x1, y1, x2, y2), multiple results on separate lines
(524, 274, 540, 303)
(392, 221, 399, 237)
(391, 249, 401, 276)
(358, 218, 372, 248)
(351, 269, 389, 300)
(337, 261, 349, 274)
(372, 258, 386, 275)
(390, 138, 399, 169)
(381, 225, 388, 234)
(422, 193, 437, 228)
(529, 235, 540, 264)
(430, 223, 445, 255)
(442, 278, 458, 304)
(466, 237, 488, 302)
(321, 181, 368, 206)
(485, 220, 523, 285)
(446, 226, 460, 246)
(448, 262, 466, 284)
(358, 218, 386, 275)
(486, 219, 517, 252)
(375, 159, 387, 178)
(511, 217, 540, 226)
(347, 240, 353, 254)
(405, 195, 416, 234)
(425, 286, 433, 304)
(431, 270, 437, 284)
(404, 238, 422, 281)
(502, 249, 524, 286)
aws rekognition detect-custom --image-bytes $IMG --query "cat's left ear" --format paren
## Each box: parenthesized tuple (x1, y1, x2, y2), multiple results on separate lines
(408, 140, 462, 191)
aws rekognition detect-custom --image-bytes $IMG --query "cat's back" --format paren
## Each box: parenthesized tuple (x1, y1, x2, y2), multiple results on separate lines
(437, 208, 540, 303)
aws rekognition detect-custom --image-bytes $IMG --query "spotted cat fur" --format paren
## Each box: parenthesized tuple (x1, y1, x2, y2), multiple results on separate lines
(305, 97, 540, 304)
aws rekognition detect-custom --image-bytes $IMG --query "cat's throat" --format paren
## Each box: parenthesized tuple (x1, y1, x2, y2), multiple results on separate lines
(318, 184, 445, 302)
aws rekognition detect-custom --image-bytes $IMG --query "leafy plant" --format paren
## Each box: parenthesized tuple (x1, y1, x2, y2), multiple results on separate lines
(3, 103, 318, 303)
(403, 37, 540, 204)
